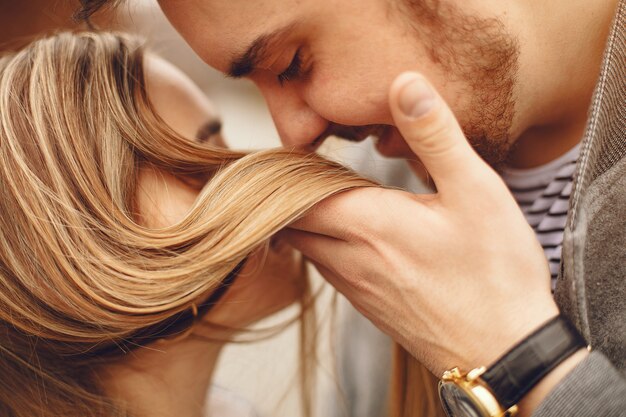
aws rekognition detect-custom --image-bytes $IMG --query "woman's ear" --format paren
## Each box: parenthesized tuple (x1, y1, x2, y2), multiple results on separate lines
(135, 165, 199, 229)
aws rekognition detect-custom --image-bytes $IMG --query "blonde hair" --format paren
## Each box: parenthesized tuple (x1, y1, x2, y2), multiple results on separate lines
(0, 31, 441, 417)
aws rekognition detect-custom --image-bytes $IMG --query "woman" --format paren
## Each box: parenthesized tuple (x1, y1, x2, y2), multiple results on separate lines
(0, 31, 441, 417)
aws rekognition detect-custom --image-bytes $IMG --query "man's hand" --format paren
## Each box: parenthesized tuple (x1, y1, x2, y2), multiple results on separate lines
(282, 72, 561, 376)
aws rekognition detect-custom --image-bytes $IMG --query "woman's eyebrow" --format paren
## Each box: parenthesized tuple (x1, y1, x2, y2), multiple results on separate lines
(196, 119, 222, 143)
(228, 22, 299, 78)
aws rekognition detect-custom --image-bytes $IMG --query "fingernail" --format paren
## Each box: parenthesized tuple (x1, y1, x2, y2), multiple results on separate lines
(399, 76, 436, 118)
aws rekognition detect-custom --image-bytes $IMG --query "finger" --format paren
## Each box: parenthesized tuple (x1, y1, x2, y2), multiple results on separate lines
(288, 197, 351, 239)
(388, 72, 492, 195)
(288, 187, 395, 240)
(278, 229, 353, 272)
(280, 230, 369, 311)
(309, 260, 377, 328)
(308, 260, 353, 299)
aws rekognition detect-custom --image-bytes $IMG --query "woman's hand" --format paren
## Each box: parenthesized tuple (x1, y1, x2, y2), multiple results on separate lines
(282, 72, 560, 376)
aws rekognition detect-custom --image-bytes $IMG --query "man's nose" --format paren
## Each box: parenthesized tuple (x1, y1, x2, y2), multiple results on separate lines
(262, 85, 329, 150)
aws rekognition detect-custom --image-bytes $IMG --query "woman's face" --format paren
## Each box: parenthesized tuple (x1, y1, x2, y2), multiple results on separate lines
(140, 55, 306, 331)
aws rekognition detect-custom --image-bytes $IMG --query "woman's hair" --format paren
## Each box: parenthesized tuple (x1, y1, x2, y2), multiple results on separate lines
(0, 31, 442, 417)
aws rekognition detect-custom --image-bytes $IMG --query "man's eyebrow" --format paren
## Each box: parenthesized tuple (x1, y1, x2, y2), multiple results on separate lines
(228, 23, 298, 78)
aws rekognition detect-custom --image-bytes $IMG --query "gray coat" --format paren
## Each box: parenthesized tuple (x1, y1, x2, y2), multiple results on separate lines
(534, 0, 626, 415)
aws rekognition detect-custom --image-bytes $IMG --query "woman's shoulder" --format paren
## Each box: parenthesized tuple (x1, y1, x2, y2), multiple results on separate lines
(205, 385, 262, 417)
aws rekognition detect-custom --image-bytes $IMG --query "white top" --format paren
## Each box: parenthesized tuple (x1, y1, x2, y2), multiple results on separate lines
(205, 386, 261, 417)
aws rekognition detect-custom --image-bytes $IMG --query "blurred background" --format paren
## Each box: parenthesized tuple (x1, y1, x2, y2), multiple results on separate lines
(0, 1, 423, 415)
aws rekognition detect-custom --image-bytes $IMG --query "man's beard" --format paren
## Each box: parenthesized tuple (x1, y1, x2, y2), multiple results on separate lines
(396, 0, 521, 166)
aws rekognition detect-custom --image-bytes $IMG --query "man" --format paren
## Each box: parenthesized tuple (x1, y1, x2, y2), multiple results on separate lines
(79, 1, 625, 416)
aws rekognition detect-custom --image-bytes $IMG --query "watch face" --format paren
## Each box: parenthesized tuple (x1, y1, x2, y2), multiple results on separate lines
(439, 382, 485, 417)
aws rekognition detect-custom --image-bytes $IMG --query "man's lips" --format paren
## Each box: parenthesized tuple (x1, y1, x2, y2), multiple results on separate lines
(311, 124, 389, 150)
(331, 125, 388, 142)
(308, 124, 415, 159)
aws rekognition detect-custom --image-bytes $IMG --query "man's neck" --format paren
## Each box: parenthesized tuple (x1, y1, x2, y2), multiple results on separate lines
(509, 112, 588, 169)
(508, 0, 619, 169)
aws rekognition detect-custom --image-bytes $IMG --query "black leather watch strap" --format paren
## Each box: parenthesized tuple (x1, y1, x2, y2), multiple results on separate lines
(482, 315, 587, 409)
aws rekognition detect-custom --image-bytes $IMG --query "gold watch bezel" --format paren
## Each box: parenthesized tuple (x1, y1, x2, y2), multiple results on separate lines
(439, 367, 519, 417)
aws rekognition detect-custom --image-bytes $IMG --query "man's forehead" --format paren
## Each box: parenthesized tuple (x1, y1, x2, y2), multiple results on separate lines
(160, 0, 301, 71)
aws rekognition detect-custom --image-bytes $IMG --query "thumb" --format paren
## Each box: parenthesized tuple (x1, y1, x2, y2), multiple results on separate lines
(389, 72, 488, 194)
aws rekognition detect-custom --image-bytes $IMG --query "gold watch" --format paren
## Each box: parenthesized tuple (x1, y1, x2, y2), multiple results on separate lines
(438, 366, 518, 417)
(438, 316, 587, 417)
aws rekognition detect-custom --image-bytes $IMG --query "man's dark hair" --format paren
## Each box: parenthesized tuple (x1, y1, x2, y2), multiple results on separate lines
(74, 0, 121, 22)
